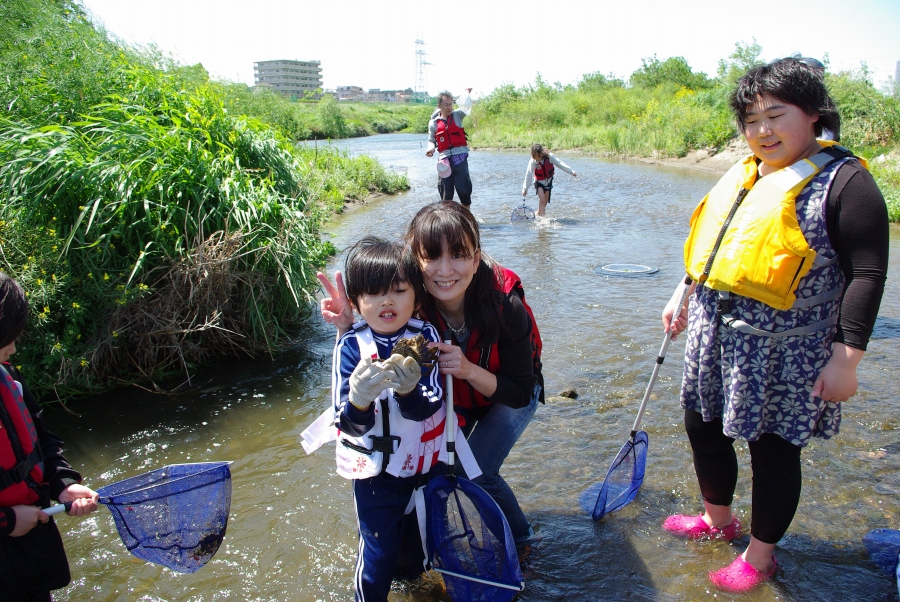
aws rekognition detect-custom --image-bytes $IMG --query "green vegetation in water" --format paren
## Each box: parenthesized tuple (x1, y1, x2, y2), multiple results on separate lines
(468, 43, 900, 221)
(0, 0, 409, 400)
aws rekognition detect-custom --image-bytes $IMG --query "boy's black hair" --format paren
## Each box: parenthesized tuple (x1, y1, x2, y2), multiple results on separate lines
(0, 272, 28, 349)
(343, 236, 416, 310)
(730, 56, 840, 138)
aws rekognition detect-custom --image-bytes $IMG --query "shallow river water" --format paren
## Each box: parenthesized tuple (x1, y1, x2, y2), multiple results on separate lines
(48, 134, 900, 601)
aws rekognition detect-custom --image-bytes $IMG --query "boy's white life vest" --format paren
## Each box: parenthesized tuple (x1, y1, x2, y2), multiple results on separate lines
(301, 319, 481, 480)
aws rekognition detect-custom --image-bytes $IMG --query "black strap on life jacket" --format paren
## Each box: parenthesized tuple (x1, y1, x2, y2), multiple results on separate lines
(339, 321, 426, 467)
(0, 374, 44, 493)
(0, 446, 43, 492)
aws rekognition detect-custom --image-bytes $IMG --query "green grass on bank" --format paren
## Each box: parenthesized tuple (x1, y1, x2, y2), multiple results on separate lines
(217, 83, 433, 141)
(468, 49, 900, 221)
(0, 0, 408, 400)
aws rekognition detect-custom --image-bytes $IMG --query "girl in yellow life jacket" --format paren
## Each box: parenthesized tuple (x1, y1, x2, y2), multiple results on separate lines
(660, 57, 889, 594)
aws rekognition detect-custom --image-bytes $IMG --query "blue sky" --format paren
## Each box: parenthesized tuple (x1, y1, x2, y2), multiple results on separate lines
(81, 0, 900, 97)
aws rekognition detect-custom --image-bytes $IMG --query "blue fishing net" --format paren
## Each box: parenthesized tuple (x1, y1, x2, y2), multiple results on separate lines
(863, 528, 900, 575)
(96, 462, 232, 573)
(425, 474, 524, 602)
(581, 430, 648, 521)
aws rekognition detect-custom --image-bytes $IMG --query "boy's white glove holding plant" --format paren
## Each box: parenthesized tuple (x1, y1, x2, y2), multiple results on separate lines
(385, 354, 421, 396)
(348, 357, 399, 410)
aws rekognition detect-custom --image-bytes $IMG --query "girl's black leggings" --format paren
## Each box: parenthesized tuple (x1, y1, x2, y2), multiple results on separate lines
(684, 408, 802, 544)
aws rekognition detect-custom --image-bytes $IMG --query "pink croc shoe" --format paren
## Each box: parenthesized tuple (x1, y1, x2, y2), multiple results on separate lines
(662, 514, 742, 541)
(709, 554, 777, 593)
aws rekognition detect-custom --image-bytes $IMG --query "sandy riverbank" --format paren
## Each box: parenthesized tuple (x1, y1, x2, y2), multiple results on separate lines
(635, 137, 751, 174)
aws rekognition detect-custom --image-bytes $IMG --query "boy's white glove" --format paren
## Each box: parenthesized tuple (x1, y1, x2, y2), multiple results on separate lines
(386, 354, 421, 396)
(348, 357, 398, 410)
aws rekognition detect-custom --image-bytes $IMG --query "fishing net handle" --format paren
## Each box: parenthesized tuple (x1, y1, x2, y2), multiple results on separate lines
(631, 275, 693, 434)
(45, 499, 110, 516)
(45, 502, 73, 516)
(632, 187, 738, 434)
(443, 330, 456, 466)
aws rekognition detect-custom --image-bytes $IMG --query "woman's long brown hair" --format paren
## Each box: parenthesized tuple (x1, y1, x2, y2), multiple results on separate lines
(403, 202, 503, 347)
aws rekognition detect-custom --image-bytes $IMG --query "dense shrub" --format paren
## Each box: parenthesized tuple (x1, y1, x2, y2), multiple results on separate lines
(0, 0, 408, 400)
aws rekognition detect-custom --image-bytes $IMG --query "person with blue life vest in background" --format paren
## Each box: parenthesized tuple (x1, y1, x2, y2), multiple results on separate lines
(521, 143, 577, 217)
(0, 272, 99, 601)
(304, 237, 478, 602)
(661, 57, 888, 593)
(427, 89, 474, 205)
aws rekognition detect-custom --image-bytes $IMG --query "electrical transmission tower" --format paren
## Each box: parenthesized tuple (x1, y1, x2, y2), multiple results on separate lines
(415, 38, 431, 103)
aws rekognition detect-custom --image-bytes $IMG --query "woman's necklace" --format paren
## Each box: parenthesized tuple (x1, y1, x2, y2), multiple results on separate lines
(440, 311, 467, 338)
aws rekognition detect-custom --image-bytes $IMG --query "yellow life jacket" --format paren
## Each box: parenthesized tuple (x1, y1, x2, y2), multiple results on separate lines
(683, 141, 864, 311)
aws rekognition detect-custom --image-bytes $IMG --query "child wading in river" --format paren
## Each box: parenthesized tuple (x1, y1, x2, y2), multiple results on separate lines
(521, 143, 577, 217)
(301, 236, 477, 602)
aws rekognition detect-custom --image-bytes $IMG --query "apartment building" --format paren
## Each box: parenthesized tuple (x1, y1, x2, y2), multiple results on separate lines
(254, 60, 322, 99)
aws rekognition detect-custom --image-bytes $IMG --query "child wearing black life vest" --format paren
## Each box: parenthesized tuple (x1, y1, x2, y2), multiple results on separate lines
(661, 57, 888, 593)
(0, 272, 99, 601)
(303, 237, 477, 602)
(521, 143, 577, 217)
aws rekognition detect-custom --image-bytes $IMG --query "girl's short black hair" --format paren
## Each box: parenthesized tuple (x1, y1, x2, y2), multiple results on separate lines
(0, 272, 28, 349)
(730, 56, 840, 138)
(343, 236, 415, 309)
